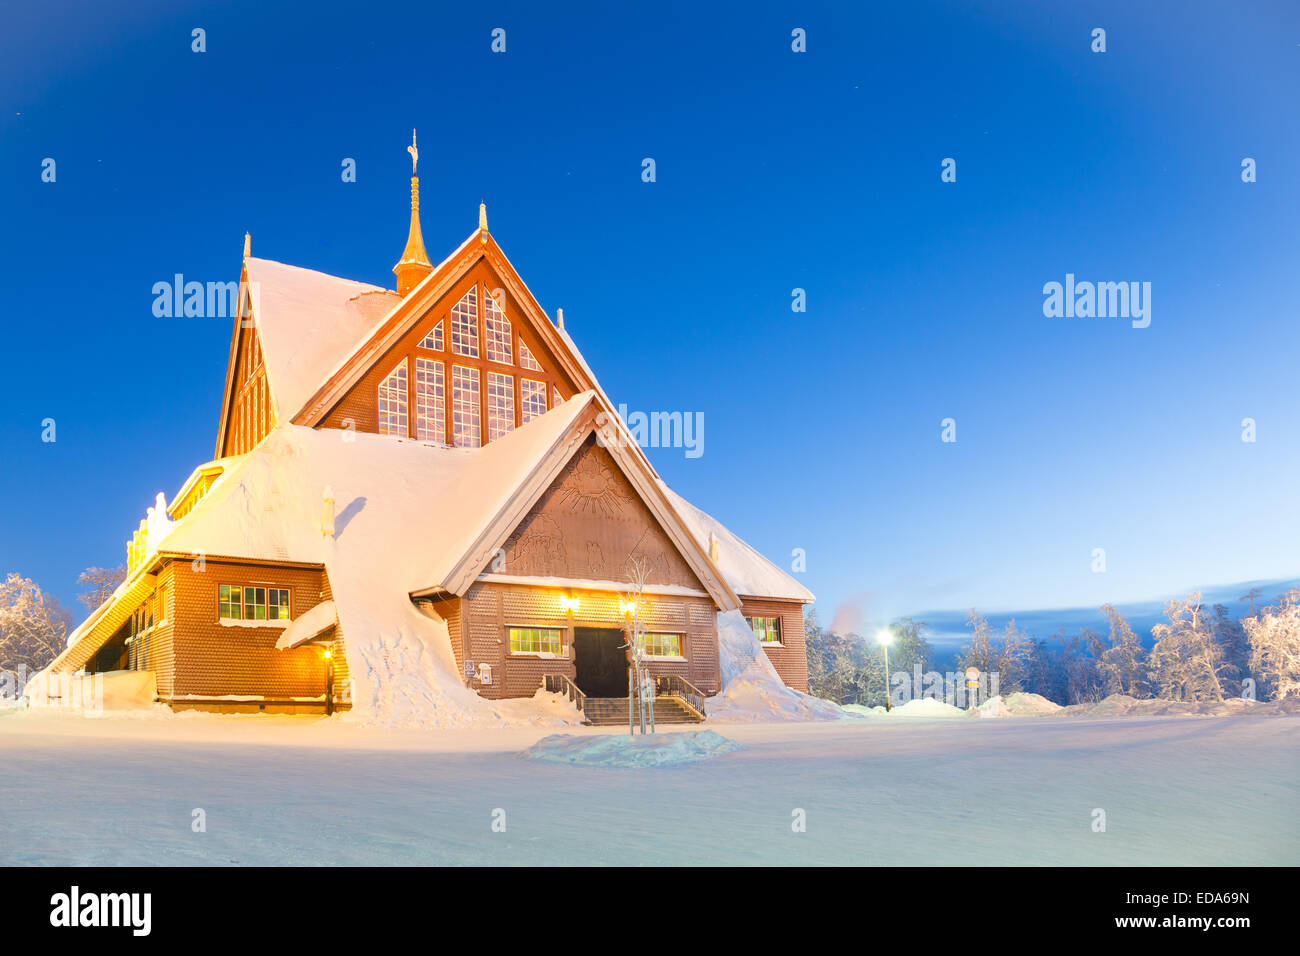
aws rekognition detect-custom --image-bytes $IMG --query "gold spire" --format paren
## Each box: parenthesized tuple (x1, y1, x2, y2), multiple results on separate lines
(243, 232, 251, 259)
(394, 128, 433, 296)
(479, 202, 488, 243)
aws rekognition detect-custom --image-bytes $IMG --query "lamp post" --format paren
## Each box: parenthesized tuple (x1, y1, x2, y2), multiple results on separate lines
(876, 629, 894, 712)
(323, 648, 335, 716)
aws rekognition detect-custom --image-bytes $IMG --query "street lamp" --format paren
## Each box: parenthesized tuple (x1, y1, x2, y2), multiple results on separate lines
(876, 629, 894, 712)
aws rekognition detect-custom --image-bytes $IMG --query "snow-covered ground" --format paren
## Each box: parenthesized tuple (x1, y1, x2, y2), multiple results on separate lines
(2, 707, 1295, 865)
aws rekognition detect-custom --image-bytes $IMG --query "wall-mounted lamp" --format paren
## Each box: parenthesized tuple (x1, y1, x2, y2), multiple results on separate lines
(560, 596, 580, 614)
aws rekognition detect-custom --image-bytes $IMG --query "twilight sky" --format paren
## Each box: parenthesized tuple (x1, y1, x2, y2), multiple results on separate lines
(2, 0, 1297, 631)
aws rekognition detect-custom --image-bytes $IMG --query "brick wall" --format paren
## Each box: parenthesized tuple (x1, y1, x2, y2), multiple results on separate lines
(740, 597, 809, 693)
(450, 581, 720, 699)
(166, 559, 338, 703)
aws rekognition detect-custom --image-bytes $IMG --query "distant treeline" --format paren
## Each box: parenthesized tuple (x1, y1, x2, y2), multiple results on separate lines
(806, 588, 1300, 707)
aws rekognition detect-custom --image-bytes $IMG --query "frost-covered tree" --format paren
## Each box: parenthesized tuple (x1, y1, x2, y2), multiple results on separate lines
(1210, 603, 1248, 696)
(1149, 593, 1226, 701)
(1242, 594, 1300, 700)
(957, 610, 1034, 693)
(76, 565, 126, 612)
(1057, 627, 1106, 704)
(0, 573, 73, 688)
(1097, 603, 1148, 698)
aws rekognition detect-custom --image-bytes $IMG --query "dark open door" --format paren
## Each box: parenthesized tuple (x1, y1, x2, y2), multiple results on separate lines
(573, 627, 629, 697)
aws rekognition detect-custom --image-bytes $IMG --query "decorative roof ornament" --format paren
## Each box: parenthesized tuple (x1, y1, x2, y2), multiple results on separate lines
(243, 232, 251, 259)
(393, 128, 433, 295)
(479, 202, 488, 243)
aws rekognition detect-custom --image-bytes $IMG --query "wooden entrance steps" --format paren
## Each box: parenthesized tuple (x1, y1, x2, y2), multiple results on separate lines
(583, 696, 705, 726)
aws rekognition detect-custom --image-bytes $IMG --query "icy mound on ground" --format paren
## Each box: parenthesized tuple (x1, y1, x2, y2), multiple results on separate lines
(974, 693, 1064, 718)
(705, 611, 848, 722)
(521, 730, 742, 767)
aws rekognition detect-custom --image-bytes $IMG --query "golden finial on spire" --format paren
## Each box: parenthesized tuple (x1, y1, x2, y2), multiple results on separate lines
(393, 128, 433, 295)
(243, 232, 251, 259)
(479, 202, 488, 243)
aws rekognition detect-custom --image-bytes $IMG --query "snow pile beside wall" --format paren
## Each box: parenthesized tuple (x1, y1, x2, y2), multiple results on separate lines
(706, 611, 846, 722)
(521, 730, 742, 767)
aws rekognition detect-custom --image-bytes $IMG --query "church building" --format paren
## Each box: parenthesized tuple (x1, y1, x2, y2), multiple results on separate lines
(36, 135, 813, 719)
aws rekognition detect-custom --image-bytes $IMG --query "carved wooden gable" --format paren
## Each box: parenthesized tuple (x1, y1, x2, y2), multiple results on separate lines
(501, 436, 705, 591)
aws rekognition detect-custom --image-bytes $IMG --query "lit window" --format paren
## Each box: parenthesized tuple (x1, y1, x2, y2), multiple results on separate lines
(244, 587, 267, 620)
(639, 632, 683, 658)
(218, 585, 243, 620)
(487, 372, 515, 441)
(450, 287, 478, 357)
(519, 340, 543, 371)
(746, 616, 783, 644)
(378, 360, 408, 436)
(419, 319, 444, 351)
(269, 588, 290, 619)
(509, 627, 565, 656)
(415, 357, 445, 443)
(219, 585, 290, 621)
(452, 365, 481, 447)
(520, 378, 547, 424)
(483, 289, 512, 364)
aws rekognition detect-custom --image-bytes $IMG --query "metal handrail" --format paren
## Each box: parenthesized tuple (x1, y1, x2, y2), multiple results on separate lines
(542, 673, 587, 712)
(655, 675, 707, 717)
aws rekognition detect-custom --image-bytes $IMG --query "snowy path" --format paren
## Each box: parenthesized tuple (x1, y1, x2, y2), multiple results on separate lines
(1, 711, 1295, 865)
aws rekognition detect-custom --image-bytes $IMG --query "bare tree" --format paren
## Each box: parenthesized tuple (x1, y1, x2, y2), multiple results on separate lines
(619, 558, 653, 732)
(0, 573, 73, 685)
(76, 565, 126, 612)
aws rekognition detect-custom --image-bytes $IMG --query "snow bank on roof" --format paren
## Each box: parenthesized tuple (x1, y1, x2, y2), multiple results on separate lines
(152, 404, 590, 727)
(244, 258, 399, 421)
(662, 486, 813, 603)
(706, 611, 846, 722)
(275, 600, 338, 650)
(521, 730, 742, 767)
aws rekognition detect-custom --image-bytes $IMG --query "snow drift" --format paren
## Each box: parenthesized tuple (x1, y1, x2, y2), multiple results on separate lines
(704, 611, 847, 722)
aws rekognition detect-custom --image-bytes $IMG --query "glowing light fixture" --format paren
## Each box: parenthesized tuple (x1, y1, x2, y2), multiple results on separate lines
(560, 596, 580, 613)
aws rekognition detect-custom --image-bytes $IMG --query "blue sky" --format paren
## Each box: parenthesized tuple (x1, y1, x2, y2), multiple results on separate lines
(2, 0, 1297, 636)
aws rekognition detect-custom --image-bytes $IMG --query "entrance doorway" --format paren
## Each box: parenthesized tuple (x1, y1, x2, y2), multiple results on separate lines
(573, 627, 629, 697)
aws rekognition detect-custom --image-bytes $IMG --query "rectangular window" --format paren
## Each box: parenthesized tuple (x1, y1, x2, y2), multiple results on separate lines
(452, 365, 481, 447)
(244, 587, 267, 620)
(483, 290, 513, 364)
(219, 585, 290, 621)
(450, 286, 479, 357)
(268, 588, 290, 620)
(520, 378, 547, 424)
(415, 357, 445, 443)
(378, 360, 409, 436)
(509, 627, 565, 656)
(639, 632, 684, 658)
(746, 616, 783, 644)
(486, 371, 515, 441)
(218, 585, 243, 620)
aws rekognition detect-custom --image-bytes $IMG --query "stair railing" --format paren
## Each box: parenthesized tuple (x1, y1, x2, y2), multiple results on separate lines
(655, 675, 708, 718)
(542, 673, 587, 714)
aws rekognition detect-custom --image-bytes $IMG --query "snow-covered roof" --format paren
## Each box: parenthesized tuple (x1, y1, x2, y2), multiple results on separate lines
(662, 484, 814, 603)
(244, 257, 400, 422)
